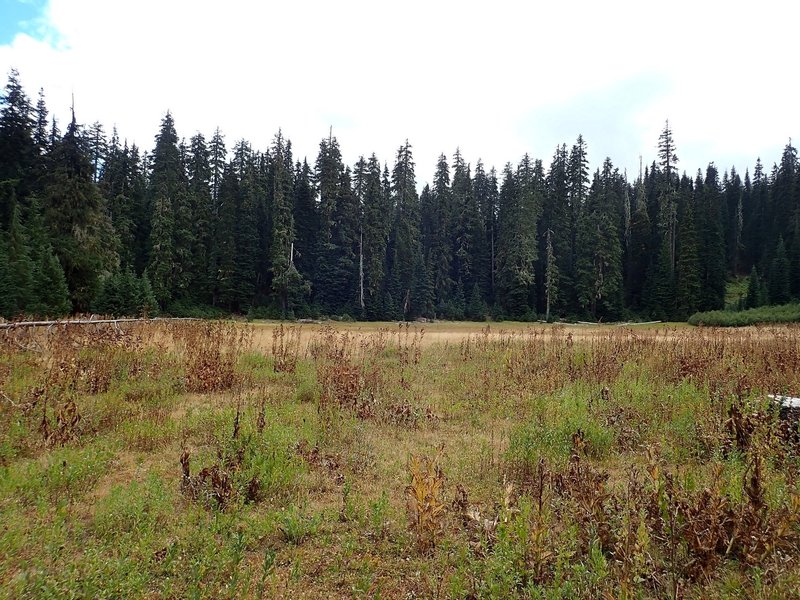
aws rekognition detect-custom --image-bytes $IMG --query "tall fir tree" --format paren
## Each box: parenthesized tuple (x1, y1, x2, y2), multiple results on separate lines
(388, 141, 422, 318)
(42, 109, 117, 310)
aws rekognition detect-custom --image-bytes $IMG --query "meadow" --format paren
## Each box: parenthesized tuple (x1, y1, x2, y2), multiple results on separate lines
(1, 319, 800, 599)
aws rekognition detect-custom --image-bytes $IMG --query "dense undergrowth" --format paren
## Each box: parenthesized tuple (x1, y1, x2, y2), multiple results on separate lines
(1, 321, 800, 598)
(688, 303, 800, 327)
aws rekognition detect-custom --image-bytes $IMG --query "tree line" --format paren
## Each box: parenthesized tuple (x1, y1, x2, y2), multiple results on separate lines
(1, 69, 798, 321)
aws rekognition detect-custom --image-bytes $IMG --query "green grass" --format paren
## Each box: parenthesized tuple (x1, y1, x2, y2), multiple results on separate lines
(3, 320, 800, 598)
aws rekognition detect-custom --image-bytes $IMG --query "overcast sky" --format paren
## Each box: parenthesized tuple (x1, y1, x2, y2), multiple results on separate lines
(1, 0, 798, 186)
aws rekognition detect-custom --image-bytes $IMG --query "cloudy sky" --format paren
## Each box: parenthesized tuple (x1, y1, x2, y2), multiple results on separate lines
(0, 0, 797, 186)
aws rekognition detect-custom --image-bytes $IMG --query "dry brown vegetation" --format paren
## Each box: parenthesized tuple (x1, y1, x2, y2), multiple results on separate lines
(2, 320, 800, 598)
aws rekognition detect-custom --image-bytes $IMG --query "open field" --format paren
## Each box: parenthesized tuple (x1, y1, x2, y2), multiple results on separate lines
(2, 320, 800, 598)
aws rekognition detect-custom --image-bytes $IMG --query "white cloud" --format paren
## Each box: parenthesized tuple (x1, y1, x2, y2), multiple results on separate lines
(1, 0, 798, 184)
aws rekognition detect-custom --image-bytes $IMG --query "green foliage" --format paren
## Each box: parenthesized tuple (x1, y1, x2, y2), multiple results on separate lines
(688, 302, 800, 326)
(3, 68, 800, 322)
(93, 268, 159, 317)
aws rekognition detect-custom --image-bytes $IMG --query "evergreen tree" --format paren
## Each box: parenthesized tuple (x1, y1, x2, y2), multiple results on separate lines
(186, 133, 213, 303)
(574, 160, 623, 320)
(146, 112, 192, 305)
(745, 265, 761, 309)
(471, 160, 495, 304)
(723, 168, 744, 274)
(543, 144, 573, 313)
(6, 204, 34, 313)
(696, 165, 727, 311)
(24, 197, 71, 316)
(387, 141, 421, 318)
(451, 149, 483, 303)
(360, 154, 391, 319)
(657, 120, 679, 187)
(0, 235, 15, 318)
(42, 110, 117, 311)
(292, 159, 317, 285)
(211, 164, 239, 309)
(270, 131, 309, 314)
(0, 69, 36, 226)
(313, 133, 346, 312)
(429, 153, 453, 311)
(86, 121, 106, 183)
(769, 235, 791, 305)
(229, 141, 261, 310)
(495, 161, 539, 318)
(674, 179, 701, 318)
(33, 88, 49, 156)
(626, 167, 652, 310)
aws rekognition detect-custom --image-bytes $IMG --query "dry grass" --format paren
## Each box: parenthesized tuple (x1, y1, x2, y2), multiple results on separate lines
(2, 319, 800, 598)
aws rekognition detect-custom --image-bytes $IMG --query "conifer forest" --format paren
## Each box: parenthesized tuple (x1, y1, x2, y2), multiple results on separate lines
(8, 63, 800, 598)
(1, 68, 798, 322)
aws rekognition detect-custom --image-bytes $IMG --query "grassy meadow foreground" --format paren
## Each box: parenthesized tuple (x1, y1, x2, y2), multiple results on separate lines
(2, 320, 800, 599)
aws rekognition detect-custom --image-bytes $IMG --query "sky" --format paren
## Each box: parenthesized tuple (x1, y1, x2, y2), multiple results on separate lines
(0, 0, 798, 187)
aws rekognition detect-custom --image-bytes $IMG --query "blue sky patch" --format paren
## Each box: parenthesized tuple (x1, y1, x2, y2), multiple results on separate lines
(0, 0, 49, 45)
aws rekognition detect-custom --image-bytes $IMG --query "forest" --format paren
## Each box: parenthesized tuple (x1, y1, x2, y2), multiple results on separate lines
(0, 68, 798, 322)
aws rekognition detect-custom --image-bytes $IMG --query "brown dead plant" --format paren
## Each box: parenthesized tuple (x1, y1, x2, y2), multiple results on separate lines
(406, 448, 446, 554)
